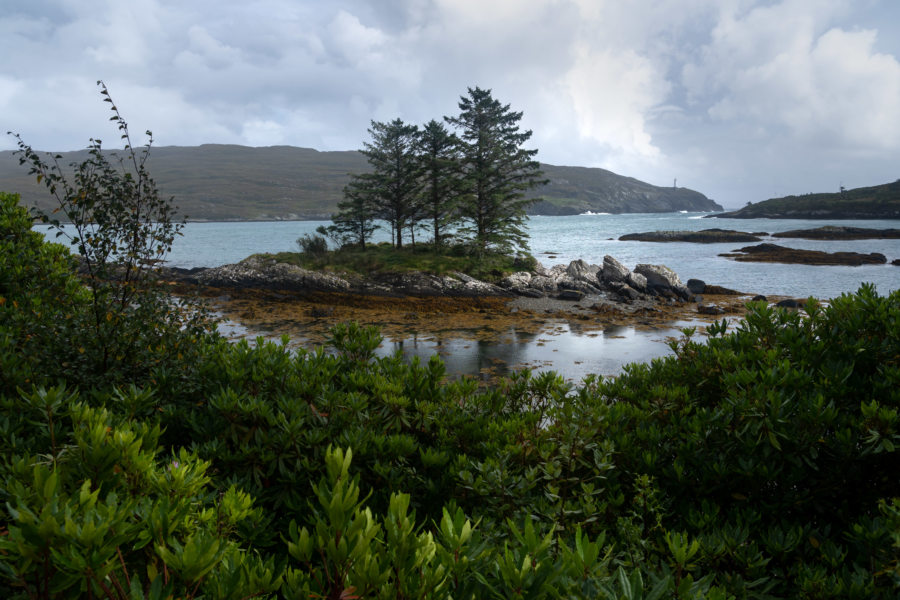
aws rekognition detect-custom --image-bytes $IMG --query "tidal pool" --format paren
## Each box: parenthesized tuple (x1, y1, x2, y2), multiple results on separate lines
(219, 314, 704, 383)
(373, 320, 701, 382)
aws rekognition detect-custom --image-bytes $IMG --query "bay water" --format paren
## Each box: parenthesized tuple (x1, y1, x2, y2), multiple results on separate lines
(38, 213, 900, 380)
(160, 213, 900, 299)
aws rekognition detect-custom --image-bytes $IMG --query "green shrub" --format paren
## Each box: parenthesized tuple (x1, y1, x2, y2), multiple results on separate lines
(7, 84, 218, 391)
(3, 161, 899, 596)
(296, 233, 328, 256)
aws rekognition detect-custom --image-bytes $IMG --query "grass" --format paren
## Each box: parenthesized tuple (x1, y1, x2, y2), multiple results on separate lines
(250, 242, 537, 282)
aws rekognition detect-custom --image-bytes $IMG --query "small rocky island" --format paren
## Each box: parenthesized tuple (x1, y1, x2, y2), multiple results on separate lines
(720, 243, 888, 266)
(772, 226, 900, 240)
(175, 254, 738, 305)
(619, 228, 765, 243)
(167, 253, 753, 346)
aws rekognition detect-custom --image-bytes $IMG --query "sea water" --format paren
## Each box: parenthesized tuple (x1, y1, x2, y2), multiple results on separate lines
(35, 213, 900, 379)
(147, 213, 900, 299)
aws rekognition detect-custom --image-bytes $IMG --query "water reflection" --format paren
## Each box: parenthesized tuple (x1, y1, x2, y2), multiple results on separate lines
(217, 313, 699, 382)
(375, 320, 691, 382)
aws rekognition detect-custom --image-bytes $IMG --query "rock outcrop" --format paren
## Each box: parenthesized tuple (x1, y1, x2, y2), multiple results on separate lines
(174, 254, 719, 307)
(720, 244, 887, 266)
(772, 226, 900, 240)
(192, 256, 511, 297)
(619, 228, 764, 243)
(633, 264, 692, 300)
(196, 257, 353, 292)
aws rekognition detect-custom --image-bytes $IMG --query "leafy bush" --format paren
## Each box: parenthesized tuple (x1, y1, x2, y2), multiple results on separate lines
(296, 233, 328, 256)
(7, 82, 216, 390)
(2, 111, 899, 596)
(5, 207, 900, 596)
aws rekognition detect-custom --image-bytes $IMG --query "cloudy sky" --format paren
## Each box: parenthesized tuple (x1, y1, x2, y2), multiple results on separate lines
(2, 0, 899, 208)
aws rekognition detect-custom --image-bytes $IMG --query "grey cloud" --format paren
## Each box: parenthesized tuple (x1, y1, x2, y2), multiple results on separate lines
(2, 0, 898, 208)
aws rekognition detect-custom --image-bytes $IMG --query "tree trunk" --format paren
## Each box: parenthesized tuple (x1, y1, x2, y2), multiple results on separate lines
(433, 215, 440, 250)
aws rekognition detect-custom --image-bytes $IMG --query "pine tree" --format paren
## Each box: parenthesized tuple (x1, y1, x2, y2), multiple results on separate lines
(323, 174, 380, 249)
(360, 118, 422, 248)
(417, 119, 461, 250)
(445, 87, 546, 254)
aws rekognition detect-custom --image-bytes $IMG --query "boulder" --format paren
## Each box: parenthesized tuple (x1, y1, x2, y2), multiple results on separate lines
(197, 257, 352, 293)
(557, 288, 585, 301)
(697, 303, 725, 315)
(600, 255, 630, 284)
(626, 271, 647, 292)
(531, 260, 552, 277)
(776, 298, 803, 309)
(461, 279, 507, 296)
(566, 259, 599, 281)
(500, 271, 532, 289)
(515, 287, 546, 298)
(547, 264, 569, 282)
(687, 278, 706, 294)
(529, 275, 558, 293)
(634, 264, 692, 300)
(451, 271, 478, 283)
(607, 281, 642, 302)
(703, 284, 743, 295)
(558, 277, 602, 295)
(500, 271, 546, 297)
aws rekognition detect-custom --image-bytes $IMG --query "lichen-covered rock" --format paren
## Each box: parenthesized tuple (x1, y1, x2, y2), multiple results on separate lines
(607, 281, 642, 302)
(377, 272, 507, 296)
(197, 256, 352, 292)
(500, 271, 532, 289)
(626, 271, 647, 292)
(529, 275, 558, 293)
(531, 260, 552, 277)
(566, 259, 599, 281)
(601, 255, 631, 284)
(547, 264, 569, 282)
(634, 263, 692, 300)
(558, 277, 602, 295)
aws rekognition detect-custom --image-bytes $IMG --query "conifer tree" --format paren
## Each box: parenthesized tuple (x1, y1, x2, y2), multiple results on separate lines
(417, 119, 461, 250)
(359, 118, 421, 248)
(445, 87, 546, 254)
(323, 174, 380, 249)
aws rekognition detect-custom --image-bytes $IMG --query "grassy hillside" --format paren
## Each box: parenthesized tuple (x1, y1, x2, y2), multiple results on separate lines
(712, 180, 900, 219)
(0, 144, 722, 220)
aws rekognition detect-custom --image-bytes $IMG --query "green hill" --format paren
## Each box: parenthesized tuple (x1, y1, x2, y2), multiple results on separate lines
(0, 144, 722, 220)
(711, 180, 900, 219)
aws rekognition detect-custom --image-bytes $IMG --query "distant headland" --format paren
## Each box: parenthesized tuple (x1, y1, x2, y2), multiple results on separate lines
(0, 144, 722, 221)
(708, 180, 900, 219)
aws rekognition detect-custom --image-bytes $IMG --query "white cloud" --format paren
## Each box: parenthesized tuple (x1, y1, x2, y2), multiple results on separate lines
(564, 45, 668, 158)
(326, 10, 389, 66)
(2, 0, 899, 206)
(241, 119, 285, 147)
(684, 0, 900, 150)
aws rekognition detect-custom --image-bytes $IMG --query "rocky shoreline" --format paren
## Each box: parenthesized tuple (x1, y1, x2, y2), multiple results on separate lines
(168, 254, 745, 307)
(162, 254, 768, 349)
